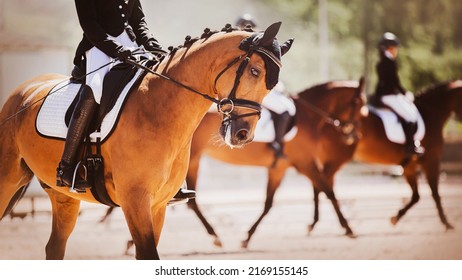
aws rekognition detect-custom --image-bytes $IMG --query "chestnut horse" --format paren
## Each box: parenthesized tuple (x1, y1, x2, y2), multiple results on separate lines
(354, 80, 462, 230)
(0, 23, 293, 259)
(185, 79, 365, 248)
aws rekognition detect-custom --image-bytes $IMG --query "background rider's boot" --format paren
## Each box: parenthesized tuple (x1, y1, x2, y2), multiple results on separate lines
(271, 111, 291, 158)
(402, 121, 424, 157)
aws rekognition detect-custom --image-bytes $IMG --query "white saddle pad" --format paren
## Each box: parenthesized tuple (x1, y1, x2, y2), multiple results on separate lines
(36, 66, 145, 142)
(368, 105, 425, 144)
(253, 107, 297, 143)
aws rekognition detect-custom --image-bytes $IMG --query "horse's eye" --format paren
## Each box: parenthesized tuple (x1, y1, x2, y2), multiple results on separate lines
(250, 67, 260, 77)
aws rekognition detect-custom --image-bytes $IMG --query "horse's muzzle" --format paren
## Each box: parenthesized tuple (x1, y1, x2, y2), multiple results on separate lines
(220, 120, 254, 148)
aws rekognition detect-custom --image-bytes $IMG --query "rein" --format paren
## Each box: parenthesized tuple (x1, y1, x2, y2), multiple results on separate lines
(297, 88, 362, 142)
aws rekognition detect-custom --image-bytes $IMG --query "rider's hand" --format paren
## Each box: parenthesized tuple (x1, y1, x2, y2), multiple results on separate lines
(116, 49, 135, 62)
(144, 40, 167, 55)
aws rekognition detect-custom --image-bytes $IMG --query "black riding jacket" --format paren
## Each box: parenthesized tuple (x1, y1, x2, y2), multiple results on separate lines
(73, 0, 156, 66)
(374, 52, 406, 98)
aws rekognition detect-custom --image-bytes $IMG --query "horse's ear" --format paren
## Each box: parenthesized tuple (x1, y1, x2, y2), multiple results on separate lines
(257, 21, 282, 46)
(281, 38, 294, 56)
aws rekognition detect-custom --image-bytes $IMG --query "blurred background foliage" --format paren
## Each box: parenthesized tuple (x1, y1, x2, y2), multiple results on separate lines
(260, 0, 462, 139)
(261, 0, 462, 93)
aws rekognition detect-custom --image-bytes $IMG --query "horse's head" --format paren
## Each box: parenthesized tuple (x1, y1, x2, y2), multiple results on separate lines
(296, 78, 366, 145)
(213, 22, 294, 148)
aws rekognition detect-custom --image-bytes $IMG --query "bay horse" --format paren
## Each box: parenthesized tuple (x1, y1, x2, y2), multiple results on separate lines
(185, 79, 365, 248)
(354, 80, 462, 230)
(0, 23, 293, 259)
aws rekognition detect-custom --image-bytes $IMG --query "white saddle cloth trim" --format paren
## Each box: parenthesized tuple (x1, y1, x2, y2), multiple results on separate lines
(368, 105, 425, 144)
(36, 66, 145, 142)
(262, 86, 296, 115)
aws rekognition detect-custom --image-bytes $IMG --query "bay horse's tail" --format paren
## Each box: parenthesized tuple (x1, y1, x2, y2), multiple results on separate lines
(1, 184, 30, 220)
(0, 90, 35, 220)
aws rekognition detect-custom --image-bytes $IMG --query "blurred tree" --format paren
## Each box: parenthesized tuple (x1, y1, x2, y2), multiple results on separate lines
(259, 0, 462, 91)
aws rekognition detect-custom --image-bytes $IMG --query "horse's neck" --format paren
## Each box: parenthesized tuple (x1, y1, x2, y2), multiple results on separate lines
(416, 85, 459, 127)
(294, 96, 330, 132)
(128, 34, 243, 142)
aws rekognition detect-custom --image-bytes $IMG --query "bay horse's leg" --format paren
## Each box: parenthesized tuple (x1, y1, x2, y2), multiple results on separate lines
(307, 187, 321, 234)
(318, 162, 355, 237)
(186, 155, 222, 247)
(421, 160, 454, 230)
(99, 206, 115, 223)
(241, 164, 288, 249)
(391, 163, 420, 225)
(43, 183, 81, 259)
(297, 161, 354, 237)
(119, 189, 159, 260)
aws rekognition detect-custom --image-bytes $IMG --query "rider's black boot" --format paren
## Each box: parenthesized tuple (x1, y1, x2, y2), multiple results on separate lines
(270, 111, 291, 158)
(56, 85, 97, 193)
(402, 120, 424, 157)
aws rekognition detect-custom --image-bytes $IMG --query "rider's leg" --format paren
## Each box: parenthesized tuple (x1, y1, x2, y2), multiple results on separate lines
(401, 119, 424, 156)
(381, 94, 424, 157)
(56, 85, 97, 192)
(270, 111, 291, 158)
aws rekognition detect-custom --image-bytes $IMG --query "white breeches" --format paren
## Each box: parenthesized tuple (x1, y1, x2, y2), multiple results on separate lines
(381, 94, 419, 123)
(85, 31, 140, 104)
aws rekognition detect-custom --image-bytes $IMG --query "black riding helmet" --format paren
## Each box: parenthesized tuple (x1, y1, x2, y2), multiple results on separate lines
(378, 32, 400, 49)
(235, 14, 257, 29)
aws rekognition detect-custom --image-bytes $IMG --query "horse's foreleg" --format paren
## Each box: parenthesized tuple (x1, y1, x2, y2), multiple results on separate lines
(321, 163, 355, 238)
(242, 166, 286, 249)
(44, 184, 81, 260)
(99, 206, 115, 223)
(308, 187, 320, 234)
(186, 155, 222, 247)
(119, 189, 159, 260)
(391, 164, 420, 225)
(422, 161, 454, 230)
(187, 199, 222, 247)
(297, 161, 354, 237)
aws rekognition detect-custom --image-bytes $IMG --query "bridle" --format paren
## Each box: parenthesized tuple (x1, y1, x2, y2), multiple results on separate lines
(127, 48, 267, 127)
(214, 51, 264, 126)
(297, 87, 363, 145)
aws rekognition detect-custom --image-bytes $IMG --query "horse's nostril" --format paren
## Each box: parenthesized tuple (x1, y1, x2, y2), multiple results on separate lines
(236, 129, 248, 141)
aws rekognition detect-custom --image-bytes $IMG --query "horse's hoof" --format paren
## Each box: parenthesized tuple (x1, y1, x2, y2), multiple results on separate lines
(307, 225, 314, 235)
(346, 230, 356, 239)
(213, 238, 223, 248)
(390, 216, 399, 225)
(241, 240, 249, 249)
(446, 224, 455, 231)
